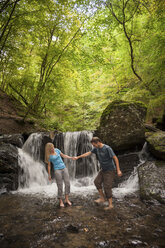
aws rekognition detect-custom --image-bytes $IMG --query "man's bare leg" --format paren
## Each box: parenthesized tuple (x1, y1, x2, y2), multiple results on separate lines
(94, 189, 106, 203)
(104, 197, 113, 210)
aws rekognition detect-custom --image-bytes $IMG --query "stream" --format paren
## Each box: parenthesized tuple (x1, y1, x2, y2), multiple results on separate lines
(0, 132, 165, 248)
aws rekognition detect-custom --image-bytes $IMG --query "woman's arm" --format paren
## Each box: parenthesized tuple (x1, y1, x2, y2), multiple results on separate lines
(113, 156, 122, 177)
(60, 152, 72, 159)
(48, 161, 51, 180)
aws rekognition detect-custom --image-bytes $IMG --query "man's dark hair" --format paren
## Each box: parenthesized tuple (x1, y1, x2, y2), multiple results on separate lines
(91, 137, 102, 144)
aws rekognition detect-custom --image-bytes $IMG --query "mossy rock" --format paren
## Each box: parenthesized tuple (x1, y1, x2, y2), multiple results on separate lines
(138, 161, 165, 204)
(96, 100, 147, 152)
(100, 100, 146, 126)
(145, 131, 165, 160)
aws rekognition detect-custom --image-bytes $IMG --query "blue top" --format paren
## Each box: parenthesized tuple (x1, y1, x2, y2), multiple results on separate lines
(48, 148, 65, 170)
(91, 144, 116, 171)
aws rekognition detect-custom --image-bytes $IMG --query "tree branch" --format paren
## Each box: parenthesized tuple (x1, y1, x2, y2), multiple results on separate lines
(107, 0, 142, 81)
(8, 83, 29, 105)
(0, 0, 19, 44)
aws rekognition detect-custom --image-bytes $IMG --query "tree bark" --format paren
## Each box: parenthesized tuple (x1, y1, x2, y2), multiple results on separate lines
(22, 22, 84, 121)
(0, 0, 20, 45)
(8, 83, 29, 106)
(106, 0, 142, 81)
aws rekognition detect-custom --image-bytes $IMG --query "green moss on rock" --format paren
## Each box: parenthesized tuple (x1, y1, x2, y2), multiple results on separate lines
(146, 131, 165, 160)
(100, 100, 147, 126)
(97, 100, 147, 151)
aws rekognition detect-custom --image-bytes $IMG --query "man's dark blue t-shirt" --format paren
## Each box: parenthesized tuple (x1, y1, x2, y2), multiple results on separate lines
(91, 144, 116, 171)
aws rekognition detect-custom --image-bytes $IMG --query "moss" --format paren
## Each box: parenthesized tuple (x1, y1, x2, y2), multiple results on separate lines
(100, 100, 146, 125)
(155, 160, 165, 167)
(146, 131, 165, 146)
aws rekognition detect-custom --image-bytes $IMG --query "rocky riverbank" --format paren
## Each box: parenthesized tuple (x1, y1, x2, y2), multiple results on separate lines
(0, 193, 165, 248)
(0, 99, 165, 203)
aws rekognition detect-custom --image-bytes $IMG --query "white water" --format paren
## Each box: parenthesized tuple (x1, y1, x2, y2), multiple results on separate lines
(61, 131, 98, 179)
(112, 143, 149, 199)
(112, 167, 139, 198)
(17, 149, 96, 196)
(16, 132, 141, 198)
(18, 148, 48, 190)
(22, 133, 42, 161)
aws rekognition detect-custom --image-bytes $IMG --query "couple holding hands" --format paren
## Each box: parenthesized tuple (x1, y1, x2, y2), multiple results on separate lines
(45, 137, 122, 210)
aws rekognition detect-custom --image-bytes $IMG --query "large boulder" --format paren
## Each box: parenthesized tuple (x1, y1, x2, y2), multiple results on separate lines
(96, 100, 147, 152)
(138, 161, 165, 204)
(145, 131, 165, 160)
(0, 143, 19, 192)
(0, 134, 24, 148)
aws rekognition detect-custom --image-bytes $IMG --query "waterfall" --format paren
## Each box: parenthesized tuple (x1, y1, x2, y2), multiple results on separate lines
(18, 133, 49, 192)
(18, 148, 48, 189)
(113, 142, 150, 198)
(113, 167, 139, 198)
(17, 131, 98, 195)
(22, 133, 43, 161)
(17, 131, 144, 198)
(53, 131, 98, 179)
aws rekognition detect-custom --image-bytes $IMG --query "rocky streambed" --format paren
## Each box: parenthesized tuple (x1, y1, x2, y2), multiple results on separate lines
(0, 192, 165, 248)
(0, 98, 165, 248)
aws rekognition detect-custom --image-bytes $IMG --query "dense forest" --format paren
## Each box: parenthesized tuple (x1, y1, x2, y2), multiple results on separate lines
(0, 0, 165, 131)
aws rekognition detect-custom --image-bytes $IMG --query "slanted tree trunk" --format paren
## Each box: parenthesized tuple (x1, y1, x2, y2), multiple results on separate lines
(0, 0, 20, 47)
(106, 0, 142, 81)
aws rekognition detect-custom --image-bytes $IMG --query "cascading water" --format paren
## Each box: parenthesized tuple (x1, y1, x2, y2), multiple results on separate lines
(17, 131, 98, 196)
(22, 133, 43, 161)
(18, 148, 48, 189)
(16, 131, 147, 198)
(112, 142, 150, 198)
(112, 167, 139, 198)
(18, 133, 49, 194)
(54, 131, 98, 179)
(59, 131, 98, 193)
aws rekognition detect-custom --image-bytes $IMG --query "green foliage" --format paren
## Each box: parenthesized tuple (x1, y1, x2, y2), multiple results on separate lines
(0, 0, 164, 131)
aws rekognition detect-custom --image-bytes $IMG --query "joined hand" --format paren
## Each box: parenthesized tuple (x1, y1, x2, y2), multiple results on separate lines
(72, 157, 78, 160)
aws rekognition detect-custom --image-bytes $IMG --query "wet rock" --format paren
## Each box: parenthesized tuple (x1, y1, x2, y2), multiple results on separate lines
(0, 233, 4, 239)
(138, 161, 165, 204)
(145, 131, 165, 160)
(22, 132, 52, 162)
(41, 133, 53, 162)
(53, 131, 64, 153)
(65, 224, 79, 233)
(77, 246, 88, 248)
(0, 134, 24, 148)
(153, 110, 165, 131)
(96, 240, 110, 248)
(115, 152, 140, 185)
(0, 143, 19, 191)
(0, 188, 8, 195)
(129, 239, 147, 246)
(95, 100, 147, 152)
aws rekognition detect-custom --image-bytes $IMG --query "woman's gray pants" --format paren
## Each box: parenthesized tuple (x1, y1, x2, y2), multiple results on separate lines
(54, 167, 70, 198)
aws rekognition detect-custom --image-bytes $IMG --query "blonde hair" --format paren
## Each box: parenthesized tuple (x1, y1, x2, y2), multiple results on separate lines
(45, 143, 54, 163)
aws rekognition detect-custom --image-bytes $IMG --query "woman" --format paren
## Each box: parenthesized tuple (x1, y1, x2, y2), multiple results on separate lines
(45, 143, 73, 207)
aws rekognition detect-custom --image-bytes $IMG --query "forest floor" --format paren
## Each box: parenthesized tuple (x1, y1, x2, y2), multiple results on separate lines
(0, 90, 45, 135)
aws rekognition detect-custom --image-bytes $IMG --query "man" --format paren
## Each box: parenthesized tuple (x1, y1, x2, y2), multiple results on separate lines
(74, 137, 122, 210)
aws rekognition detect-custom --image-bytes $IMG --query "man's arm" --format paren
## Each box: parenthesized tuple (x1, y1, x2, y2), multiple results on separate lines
(73, 151, 92, 160)
(113, 156, 122, 177)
